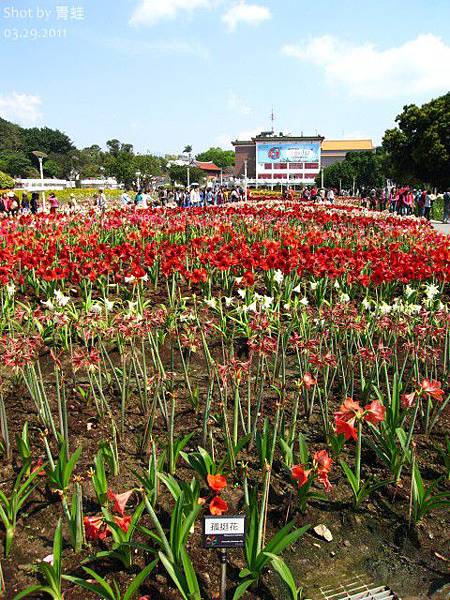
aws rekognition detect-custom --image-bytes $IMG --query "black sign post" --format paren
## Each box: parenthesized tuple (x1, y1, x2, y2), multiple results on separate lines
(203, 515, 246, 600)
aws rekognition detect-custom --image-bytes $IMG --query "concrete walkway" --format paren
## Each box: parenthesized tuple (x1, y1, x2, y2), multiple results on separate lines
(431, 220, 450, 235)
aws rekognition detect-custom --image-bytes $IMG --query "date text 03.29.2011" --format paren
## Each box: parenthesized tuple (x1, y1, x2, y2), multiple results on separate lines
(3, 28, 67, 40)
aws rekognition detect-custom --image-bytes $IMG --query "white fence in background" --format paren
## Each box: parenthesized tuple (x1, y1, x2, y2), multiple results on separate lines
(15, 178, 120, 191)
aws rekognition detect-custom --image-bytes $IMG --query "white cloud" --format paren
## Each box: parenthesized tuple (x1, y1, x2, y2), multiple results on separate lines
(228, 91, 251, 114)
(130, 0, 212, 26)
(0, 92, 43, 125)
(222, 2, 271, 32)
(105, 36, 209, 59)
(282, 34, 450, 99)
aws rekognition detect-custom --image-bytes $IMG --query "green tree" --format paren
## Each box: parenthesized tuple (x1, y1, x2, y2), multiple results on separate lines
(318, 150, 386, 190)
(0, 170, 15, 188)
(0, 151, 36, 178)
(382, 93, 450, 189)
(168, 165, 204, 187)
(196, 147, 235, 169)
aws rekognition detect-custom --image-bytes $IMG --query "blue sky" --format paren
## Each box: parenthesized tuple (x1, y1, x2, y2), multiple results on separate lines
(1, 0, 450, 155)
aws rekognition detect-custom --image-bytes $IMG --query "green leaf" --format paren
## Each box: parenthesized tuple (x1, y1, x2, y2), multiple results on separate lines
(232, 578, 256, 600)
(123, 559, 158, 600)
(340, 460, 359, 496)
(264, 553, 299, 600)
(180, 546, 200, 599)
(158, 551, 189, 600)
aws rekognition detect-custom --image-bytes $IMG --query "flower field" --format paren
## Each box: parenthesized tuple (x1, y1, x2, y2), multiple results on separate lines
(0, 201, 449, 599)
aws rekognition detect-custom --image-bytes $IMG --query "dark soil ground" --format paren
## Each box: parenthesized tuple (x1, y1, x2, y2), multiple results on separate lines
(1, 348, 449, 600)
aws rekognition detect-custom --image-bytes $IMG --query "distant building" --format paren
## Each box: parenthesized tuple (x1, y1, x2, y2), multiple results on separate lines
(233, 133, 374, 186)
(321, 139, 374, 168)
(233, 132, 324, 185)
(194, 160, 221, 180)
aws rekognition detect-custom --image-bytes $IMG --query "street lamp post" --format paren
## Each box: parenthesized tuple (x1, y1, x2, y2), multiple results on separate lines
(187, 165, 190, 189)
(244, 160, 248, 199)
(32, 150, 47, 212)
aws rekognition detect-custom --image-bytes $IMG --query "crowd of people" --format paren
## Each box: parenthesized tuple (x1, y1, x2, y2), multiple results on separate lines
(359, 186, 450, 222)
(119, 185, 247, 209)
(2, 185, 450, 224)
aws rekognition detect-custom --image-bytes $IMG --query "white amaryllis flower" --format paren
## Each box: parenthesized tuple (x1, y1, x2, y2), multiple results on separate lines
(299, 296, 309, 306)
(41, 299, 55, 310)
(333, 280, 341, 289)
(54, 289, 70, 307)
(242, 301, 257, 313)
(124, 275, 136, 284)
(310, 281, 318, 291)
(261, 296, 273, 310)
(90, 303, 102, 314)
(273, 270, 284, 285)
(404, 285, 415, 298)
(224, 296, 234, 307)
(104, 299, 114, 311)
(292, 283, 302, 294)
(6, 283, 15, 296)
(204, 298, 217, 309)
(235, 276, 243, 285)
(424, 283, 439, 300)
(406, 304, 422, 315)
(237, 289, 246, 299)
(379, 302, 392, 314)
(283, 303, 291, 310)
(362, 298, 371, 310)
(340, 293, 350, 303)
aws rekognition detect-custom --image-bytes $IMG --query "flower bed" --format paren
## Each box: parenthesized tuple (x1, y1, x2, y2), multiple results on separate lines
(0, 201, 448, 599)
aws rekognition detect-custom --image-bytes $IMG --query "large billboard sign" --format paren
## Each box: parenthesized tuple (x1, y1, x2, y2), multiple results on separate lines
(257, 141, 320, 164)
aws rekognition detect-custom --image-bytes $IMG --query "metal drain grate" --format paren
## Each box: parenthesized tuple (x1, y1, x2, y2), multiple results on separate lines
(318, 574, 400, 600)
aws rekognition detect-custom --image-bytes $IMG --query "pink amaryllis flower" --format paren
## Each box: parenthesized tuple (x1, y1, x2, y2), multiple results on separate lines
(84, 516, 110, 541)
(419, 379, 444, 402)
(334, 398, 385, 440)
(113, 515, 132, 533)
(313, 449, 333, 492)
(363, 400, 386, 425)
(302, 372, 317, 389)
(107, 489, 133, 516)
(401, 391, 416, 409)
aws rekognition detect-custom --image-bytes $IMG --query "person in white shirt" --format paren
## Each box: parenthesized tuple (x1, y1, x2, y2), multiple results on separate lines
(121, 190, 131, 206)
(190, 187, 200, 206)
(326, 189, 335, 203)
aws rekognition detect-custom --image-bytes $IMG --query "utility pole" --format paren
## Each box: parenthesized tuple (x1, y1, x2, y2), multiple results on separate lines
(32, 150, 47, 212)
(244, 160, 248, 198)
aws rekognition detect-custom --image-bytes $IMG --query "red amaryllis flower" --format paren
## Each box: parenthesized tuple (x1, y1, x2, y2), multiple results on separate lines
(31, 458, 46, 476)
(84, 516, 110, 541)
(317, 470, 332, 492)
(401, 392, 416, 409)
(364, 400, 386, 424)
(335, 418, 357, 441)
(419, 379, 444, 402)
(303, 372, 317, 389)
(291, 465, 311, 487)
(210, 495, 228, 516)
(107, 489, 133, 516)
(313, 450, 333, 492)
(334, 397, 362, 423)
(207, 473, 227, 493)
(313, 450, 332, 474)
(114, 515, 132, 533)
